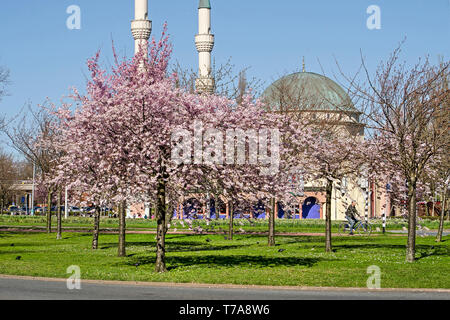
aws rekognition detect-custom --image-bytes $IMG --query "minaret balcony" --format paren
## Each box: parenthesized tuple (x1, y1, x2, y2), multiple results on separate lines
(196, 77, 215, 94)
(195, 34, 215, 52)
(131, 19, 152, 40)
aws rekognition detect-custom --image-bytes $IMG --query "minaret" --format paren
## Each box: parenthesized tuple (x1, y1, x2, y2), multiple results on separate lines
(195, 0, 215, 94)
(131, 0, 152, 57)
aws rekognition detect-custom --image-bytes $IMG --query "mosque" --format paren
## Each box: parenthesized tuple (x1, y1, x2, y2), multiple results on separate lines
(128, 0, 390, 221)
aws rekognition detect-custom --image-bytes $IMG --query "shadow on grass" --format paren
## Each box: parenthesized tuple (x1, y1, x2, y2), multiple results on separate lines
(61, 233, 92, 239)
(333, 242, 450, 258)
(125, 254, 330, 270)
(416, 245, 450, 260)
(275, 236, 326, 245)
(101, 240, 247, 253)
(0, 233, 12, 239)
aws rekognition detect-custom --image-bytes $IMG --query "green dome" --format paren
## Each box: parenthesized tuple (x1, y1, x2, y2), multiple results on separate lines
(262, 72, 357, 112)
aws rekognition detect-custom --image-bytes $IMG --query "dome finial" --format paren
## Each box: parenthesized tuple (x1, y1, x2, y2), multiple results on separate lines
(302, 57, 305, 72)
(199, 0, 211, 9)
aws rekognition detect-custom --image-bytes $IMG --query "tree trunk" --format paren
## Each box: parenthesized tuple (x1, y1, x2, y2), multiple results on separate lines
(432, 195, 435, 217)
(406, 178, 417, 262)
(164, 203, 173, 234)
(215, 195, 219, 220)
(56, 189, 62, 240)
(268, 198, 276, 246)
(325, 179, 333, 253)
(46, 190, 52, 233)
(228, 201, 233, 240)
(436, 192, 446, 243)
(118, 200, 126, 257)
(447, 198, 450, 222)
(92, 205, 101, 249)
(155, 178, 167, 273)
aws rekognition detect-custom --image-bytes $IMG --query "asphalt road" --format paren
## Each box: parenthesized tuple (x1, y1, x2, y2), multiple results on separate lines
(0, 276, 448, 300)
(387, 230, 450, 236)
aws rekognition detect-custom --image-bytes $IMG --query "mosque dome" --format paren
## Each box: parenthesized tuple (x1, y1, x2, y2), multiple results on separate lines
(261, 71, 358, 113)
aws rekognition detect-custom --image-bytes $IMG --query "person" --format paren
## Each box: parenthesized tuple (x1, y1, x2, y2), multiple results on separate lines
(345, 200, 360, 235)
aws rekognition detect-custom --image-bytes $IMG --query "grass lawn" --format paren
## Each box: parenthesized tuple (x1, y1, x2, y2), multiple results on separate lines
(0, 230, 449, 289)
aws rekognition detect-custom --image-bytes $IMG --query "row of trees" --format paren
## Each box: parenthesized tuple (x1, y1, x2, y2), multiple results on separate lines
(0, 103, 63, 235)
(0, 66, 36, 214)
(1, 30, 448, 270)
(350, 49, 449, 260)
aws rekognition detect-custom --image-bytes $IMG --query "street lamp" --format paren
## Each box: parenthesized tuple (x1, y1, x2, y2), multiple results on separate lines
(65, 186, 68, 219)
(383, 182, 392, 234)
(341, 177, 348, 196)
(359, 175, 369, 223)
(30, 161, 36, 216)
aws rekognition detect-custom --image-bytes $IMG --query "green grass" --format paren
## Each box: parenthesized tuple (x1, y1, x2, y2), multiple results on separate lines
(1, 215, 448, 233)
(0, 230, 449, 289)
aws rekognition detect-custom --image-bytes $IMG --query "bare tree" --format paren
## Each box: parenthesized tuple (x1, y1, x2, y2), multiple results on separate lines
(172, 58, 265, 100)
(0, 65, 10, 127)
(344, 46, 449, 262)
(14, 159, 33, 180)
(0, 65, 9, 103)
(0, 149, 16, 214)
(2, 104, 62, 233)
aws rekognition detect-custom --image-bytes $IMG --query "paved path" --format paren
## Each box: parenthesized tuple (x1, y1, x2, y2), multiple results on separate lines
(387, 230, 450, 236)
(0, 275, 448, 300)
(5, 225, 447, 237)
(0, 227, 347, 237)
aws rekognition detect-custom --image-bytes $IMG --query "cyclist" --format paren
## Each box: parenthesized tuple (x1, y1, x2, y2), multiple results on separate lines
(345, 200, 361, 235)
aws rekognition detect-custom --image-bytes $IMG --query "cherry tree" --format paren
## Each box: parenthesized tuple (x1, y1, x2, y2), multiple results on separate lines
(262, 78, 368, 252)
(53, 27, 284, 272)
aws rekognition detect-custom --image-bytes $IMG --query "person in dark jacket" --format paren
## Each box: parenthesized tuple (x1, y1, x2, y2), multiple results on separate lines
(345, 200, 360, 235)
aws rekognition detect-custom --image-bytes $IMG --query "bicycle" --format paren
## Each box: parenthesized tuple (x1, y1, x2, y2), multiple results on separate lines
(338, 219, 372, 236)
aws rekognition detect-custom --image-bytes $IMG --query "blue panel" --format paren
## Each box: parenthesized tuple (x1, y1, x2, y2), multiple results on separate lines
(302, 197, 320, 219)
(253, 200, 265, 219)
(277, 203, 285, 218)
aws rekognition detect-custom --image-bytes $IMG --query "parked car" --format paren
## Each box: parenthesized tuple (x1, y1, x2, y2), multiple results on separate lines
(8, 206, 22, 215)
(36, 206, 48, 215)
(81, 206, 95, 213)
(70, 206, 82, 214)
(20, 206, 33, 215)
(32, 206, 43, 215)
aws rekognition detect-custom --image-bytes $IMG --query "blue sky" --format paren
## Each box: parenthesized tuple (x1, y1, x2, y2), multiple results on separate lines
(0, 0, 449, 155)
